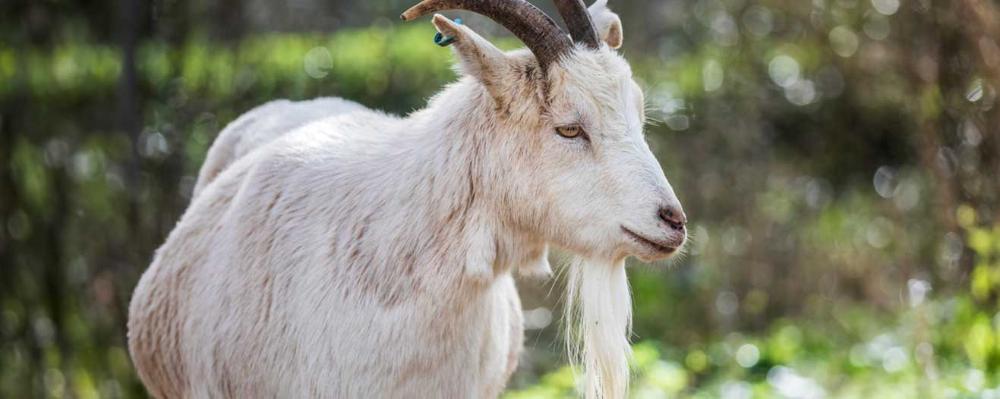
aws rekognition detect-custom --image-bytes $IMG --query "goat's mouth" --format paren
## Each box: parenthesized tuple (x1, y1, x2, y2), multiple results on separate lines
(620, 226, 677, 255)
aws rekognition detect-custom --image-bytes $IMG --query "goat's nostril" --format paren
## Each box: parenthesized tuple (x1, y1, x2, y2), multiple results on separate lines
(658, 206, 687, 231)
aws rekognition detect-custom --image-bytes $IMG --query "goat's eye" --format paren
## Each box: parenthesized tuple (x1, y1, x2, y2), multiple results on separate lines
(555, 125, 584, 139)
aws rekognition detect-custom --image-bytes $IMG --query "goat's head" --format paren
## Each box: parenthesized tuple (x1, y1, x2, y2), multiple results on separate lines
(404, 0, 686, 264)
(403, 2, 683, 396)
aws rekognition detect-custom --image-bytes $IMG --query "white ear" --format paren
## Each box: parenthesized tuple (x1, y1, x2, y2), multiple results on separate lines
(588, 0, 623, 49)
(431, 15, 511, 101)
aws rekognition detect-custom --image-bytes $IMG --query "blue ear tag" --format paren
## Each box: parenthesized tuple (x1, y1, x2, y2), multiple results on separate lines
(434, 17, 463, 47)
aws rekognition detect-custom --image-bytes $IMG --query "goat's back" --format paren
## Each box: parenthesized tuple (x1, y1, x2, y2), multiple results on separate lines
(193, 97, 368, 198)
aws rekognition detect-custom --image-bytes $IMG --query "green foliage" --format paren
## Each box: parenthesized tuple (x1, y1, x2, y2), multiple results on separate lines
(957, 205, 1000, 372)
(509, 300, 1000, 398)
(4, 24, 455, 111)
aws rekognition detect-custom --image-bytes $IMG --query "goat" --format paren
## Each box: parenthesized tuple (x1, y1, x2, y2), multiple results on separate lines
(127, 0, 686, 397)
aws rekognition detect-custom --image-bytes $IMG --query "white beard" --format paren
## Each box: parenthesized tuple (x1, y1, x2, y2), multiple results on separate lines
(564, 257, 633, 399)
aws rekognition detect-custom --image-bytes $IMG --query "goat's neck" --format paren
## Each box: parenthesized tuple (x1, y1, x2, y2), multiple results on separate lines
(390, 79, 541, 284)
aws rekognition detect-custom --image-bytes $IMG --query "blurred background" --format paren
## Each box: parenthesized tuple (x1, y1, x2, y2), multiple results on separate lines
(2, 0, 999, 397)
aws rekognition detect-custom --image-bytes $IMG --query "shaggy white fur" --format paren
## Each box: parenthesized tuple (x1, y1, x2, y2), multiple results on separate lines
(565, 258, 633, 399)
(127, 2, 685, 398)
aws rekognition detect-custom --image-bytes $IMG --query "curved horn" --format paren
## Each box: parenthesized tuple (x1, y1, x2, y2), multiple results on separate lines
(552, 0, 600, 48)
(401, 0, 572, 70)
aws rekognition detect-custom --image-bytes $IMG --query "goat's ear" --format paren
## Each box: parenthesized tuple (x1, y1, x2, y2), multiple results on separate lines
(431, 15, 511, 100)
(588, 0, 623, 49)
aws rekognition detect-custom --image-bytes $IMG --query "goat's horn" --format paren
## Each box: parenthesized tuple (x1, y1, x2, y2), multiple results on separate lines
(552, 0, 600, 48)
(401, 0, 572, 70)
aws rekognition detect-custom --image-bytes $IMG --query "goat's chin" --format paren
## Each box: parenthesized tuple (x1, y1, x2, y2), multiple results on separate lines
(563, 257, 633, 399)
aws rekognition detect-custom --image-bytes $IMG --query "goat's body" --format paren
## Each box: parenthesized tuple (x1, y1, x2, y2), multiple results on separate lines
(128, 97, 524, 398)
(129, 4, 664, 396)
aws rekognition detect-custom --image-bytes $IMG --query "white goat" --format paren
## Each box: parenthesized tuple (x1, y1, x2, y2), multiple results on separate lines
(127, 0, 686, 398)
